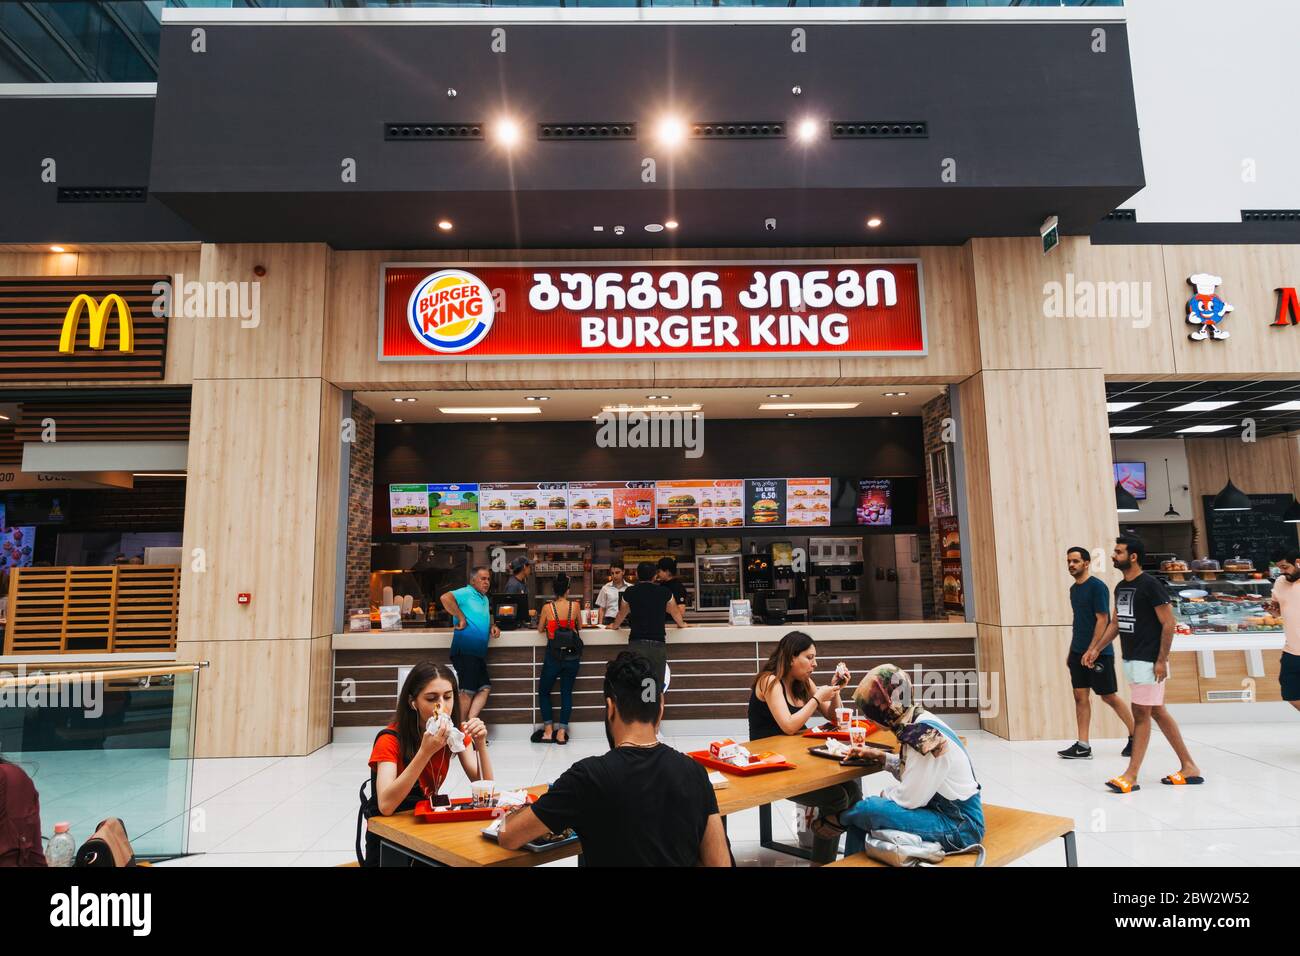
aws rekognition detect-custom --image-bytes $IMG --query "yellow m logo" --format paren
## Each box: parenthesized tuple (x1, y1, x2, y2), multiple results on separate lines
(58, 294, 134, 354)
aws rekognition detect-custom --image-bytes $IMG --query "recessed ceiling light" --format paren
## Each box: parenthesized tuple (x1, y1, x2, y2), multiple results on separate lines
(393, 418, 404, 423)
(1264, 400, 1300, 411)
(795, 118, 819, 143)
(883, 391, 910, 397)
(1109, 426, 1151, 434)
(438, 406, 542, 415)
(645, 223, 665, 233)
(489, 417, 498, 422)
(786, 413, 797, 418)
(759, 402, 860, 411)
(767, 393, 792, 399)
(602, 403, 701, 413)
(1170, 400, 1239, 412)
(493, 117, 522, 147)
(524, 395, 549, 402)
(866, 217, 883, 229)
(49, 245, 66, 253)
(392, 397, 418, 404)
(646, 394, 672, 400)
(437, 220, 453, 231)
(890, 411, 900, 416)
(1177, 424, 1235, 433)
(664, 220, 679, 230)
(592, 225, 605, 232)
(656, 115, 687, 148)
(1106, 401, 1140, 412)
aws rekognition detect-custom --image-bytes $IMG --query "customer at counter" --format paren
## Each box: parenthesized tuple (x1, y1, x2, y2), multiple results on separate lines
(1270, 548, 1300, 714)
(747, 630, 860, 865)
(594, 559, 628, 624)
(440, 566, 500, 723)
(505, 556, 531, 596)
(532, 574, 583, 745)
(656, 556, 690, 620)
(612, 560, 688, 688)
(824, 664, 984, 856)
(498, 652, 731, 867)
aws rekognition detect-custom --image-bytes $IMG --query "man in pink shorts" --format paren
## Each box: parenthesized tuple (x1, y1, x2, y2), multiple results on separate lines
(1082, 535, 1203, 793)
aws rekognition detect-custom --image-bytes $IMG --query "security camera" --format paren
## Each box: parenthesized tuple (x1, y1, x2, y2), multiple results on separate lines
(764, 218, 777, 232)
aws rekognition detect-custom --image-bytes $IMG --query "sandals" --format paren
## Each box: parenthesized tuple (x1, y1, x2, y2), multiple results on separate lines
(555, 728, 569, 745)
(530, 728, 554, 744)
(1161, 772, 1205, 786)
(1105, 775, 1140, 794)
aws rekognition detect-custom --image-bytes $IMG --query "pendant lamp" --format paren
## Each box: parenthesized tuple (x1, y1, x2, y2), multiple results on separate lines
(1163, 458, 1180, 517)
(1211, 438, 1252, 512)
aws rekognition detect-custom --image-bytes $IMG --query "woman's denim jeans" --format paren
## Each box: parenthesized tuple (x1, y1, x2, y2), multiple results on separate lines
(537, 652, 580, 729)
(841, 791, 985, 855)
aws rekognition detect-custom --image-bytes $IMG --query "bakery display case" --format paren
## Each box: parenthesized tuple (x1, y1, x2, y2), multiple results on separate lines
(1154, 559, 1281, 636)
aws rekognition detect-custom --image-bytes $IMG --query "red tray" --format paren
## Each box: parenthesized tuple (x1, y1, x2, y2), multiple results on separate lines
(687, 750, 796, 776)
(802, 718, 880, 741)
(413, 792, 536, 824)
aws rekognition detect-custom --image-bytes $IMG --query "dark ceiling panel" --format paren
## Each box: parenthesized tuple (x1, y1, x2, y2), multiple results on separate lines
(1107, 380, 1300, 438)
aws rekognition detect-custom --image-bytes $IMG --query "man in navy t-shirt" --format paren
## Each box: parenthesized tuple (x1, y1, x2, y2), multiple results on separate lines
(1058, 546, 1135, 760)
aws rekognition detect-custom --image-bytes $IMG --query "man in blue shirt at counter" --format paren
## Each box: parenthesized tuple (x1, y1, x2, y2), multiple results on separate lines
(441, 565, 501, 722)
(1059, 546, 1135, 759)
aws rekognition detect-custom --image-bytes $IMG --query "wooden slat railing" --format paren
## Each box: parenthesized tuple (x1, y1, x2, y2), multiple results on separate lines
(3, 565, 181, 655)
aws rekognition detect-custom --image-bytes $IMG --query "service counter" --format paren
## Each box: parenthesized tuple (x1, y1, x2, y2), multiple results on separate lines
(331, 620, 978, 729)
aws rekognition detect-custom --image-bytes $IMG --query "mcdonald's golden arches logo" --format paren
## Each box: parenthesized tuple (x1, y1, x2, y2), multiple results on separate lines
(58, 293, 134, 354)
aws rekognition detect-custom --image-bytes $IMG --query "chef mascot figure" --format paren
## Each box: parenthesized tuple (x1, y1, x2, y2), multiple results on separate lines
(1186, 273, 1234, 341)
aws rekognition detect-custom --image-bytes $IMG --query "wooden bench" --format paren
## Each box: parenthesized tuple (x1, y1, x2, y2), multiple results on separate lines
(826, 804, 1076, 867)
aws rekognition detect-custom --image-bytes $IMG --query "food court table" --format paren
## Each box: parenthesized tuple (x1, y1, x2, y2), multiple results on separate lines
(720, 730, 898, 861)
(365, 785, 580, 867)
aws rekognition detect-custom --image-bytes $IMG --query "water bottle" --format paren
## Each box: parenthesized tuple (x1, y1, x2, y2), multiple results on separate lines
(47, 822, 76, 867)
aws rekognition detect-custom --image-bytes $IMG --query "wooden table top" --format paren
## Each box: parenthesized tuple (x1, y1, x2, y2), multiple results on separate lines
(365, 784, 579, 868)
(712, 729, 898, 817)
(365, 728, 900, 867)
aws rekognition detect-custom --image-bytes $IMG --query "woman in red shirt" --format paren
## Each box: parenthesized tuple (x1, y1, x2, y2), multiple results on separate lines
(369, 661, 493, 816)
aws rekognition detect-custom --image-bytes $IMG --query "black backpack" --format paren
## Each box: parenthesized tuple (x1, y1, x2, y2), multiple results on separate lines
(355, 728, 422, 867)
(548, 600, 583, 661)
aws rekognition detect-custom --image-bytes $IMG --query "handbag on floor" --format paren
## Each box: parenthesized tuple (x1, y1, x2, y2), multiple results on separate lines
(75, 817, 136, 867)
(862, 828, 986, 867)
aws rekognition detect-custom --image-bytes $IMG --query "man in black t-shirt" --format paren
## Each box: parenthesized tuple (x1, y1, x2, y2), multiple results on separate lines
(498, 652, 731, 867)
(611, 561, 688, 688)
(656, 556, 690, 622)
(1083, 535, 1203, 794)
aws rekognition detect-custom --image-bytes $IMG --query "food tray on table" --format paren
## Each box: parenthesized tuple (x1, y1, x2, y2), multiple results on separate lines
(807, 745, 887, 768)
(802, 718, 880, 741)
(686, 750, 795, 775)
(414, 792, 536, 824)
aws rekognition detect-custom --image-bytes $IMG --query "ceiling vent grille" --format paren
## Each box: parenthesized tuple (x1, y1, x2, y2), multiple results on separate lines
(691, 122, 785, 139)
(831, 121, 928, 139)
(1243, 209, 1300, 223)
(384, 123, 483, 141)
(57, 187, 147, 203)
(538, 123, 636, 140)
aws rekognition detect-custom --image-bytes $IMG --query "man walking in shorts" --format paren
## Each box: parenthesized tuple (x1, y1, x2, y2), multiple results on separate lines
(1269, 547, 1300, 714)
(1059, 546, 1135, 759)
(1083, 535, 1203, 793)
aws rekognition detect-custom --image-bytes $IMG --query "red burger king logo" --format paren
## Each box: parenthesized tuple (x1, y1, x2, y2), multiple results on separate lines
(405, 269, 495, 354)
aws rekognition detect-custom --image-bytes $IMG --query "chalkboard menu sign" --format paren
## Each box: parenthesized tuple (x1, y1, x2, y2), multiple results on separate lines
(1202, 494, 1300, 572)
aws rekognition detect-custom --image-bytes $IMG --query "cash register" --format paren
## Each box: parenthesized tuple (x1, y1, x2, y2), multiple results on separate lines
(491, 594, 522, 631)
(758, 594, 789, 626)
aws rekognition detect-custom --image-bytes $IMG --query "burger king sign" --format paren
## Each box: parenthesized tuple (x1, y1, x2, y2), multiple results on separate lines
(405, 269, 495, 354)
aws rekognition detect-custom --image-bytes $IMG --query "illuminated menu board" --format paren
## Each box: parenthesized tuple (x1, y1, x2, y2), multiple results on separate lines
(856, 479, 893, 527)
(391, 477, 843, 532)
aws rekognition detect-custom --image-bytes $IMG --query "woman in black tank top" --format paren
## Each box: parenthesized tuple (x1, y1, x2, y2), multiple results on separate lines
(746, 631, 861, 866)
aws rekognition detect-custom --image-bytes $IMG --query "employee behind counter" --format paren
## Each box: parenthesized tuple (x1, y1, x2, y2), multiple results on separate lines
(612, 560, 689, 688)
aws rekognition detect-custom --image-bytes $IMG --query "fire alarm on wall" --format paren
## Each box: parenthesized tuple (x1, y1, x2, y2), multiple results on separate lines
(237, 593, 251, 605)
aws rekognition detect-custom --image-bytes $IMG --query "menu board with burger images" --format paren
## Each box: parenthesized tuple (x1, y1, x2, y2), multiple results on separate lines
(856, 479, 893, 527)
(608, 482, 658, 530)
(745, 478, 786, 528)
(785, 478, 832, 527)
(937, 515, 964, 613)
(566, 481, 621, 532)
(655, 479, 745, 531)
(427, 483, 480, 532)
(480, 482, 571, 533)
(389, 484, 432, 533)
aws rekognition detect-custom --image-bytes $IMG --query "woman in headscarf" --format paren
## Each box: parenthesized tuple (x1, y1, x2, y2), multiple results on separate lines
(813, 663, 983, 855)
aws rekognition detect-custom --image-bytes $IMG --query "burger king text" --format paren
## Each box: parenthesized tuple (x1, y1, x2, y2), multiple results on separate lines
(580, 313, 850, 350)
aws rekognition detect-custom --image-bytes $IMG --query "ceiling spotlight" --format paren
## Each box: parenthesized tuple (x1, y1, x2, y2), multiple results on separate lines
(524, 395, 550, 402)
(656, 115, 688, 148)
(786, 413, 797, 418)
(796, 119, 819, 143)
(645, 224, 665, 233)
(646, 394, 672, 400)
(393, 418, 404, 423)
(49, 245, 66, 253)
(592, 225, 605, 232)
(613, 225, 625, 236)
(866, 217, 883, 229)
(489, 417, 498, 422)
(891, 411, 900, 416)
(791, 85, 802, 96)
(664, 220, 679, 230)
(493, 117, 522, 148)
(768, 393, 792, 399)
(437, 220, 453, 231)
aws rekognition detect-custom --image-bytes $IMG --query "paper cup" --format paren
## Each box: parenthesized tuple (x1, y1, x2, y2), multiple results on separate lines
(471, 780, 497, 808)
(835, 707, 853, 731)
(848, 724, 868, 747)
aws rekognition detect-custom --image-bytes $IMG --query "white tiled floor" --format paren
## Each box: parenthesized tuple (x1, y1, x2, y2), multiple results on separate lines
(138, 718, 1300, 867)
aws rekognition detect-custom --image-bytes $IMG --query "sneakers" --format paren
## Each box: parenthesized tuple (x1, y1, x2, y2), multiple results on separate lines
(1058, 742, 1093, 759)
(1122, 736, 1134, 758)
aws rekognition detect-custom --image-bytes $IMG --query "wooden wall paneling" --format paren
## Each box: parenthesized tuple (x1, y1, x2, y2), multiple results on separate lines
(969, 237, 1177, 377)
(178, 378, 324, 644)
(998, 625, 1130, 741)
(1165, 650, 1203, 705)
(1184, 434, 1300, 559)
(0, 252, 78, 278)
(14, 400, 190, 442)
(1197, 649, 1283, 703)
(311, 383, 346, 638)
(307, 634, 334, 751)
(957, 373, 1002, 625)
(1161, 245, 1300, 377)
(183, 638, 316, 757)
(192, 243, 330, 380)
(974, 623, 1009, 738)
